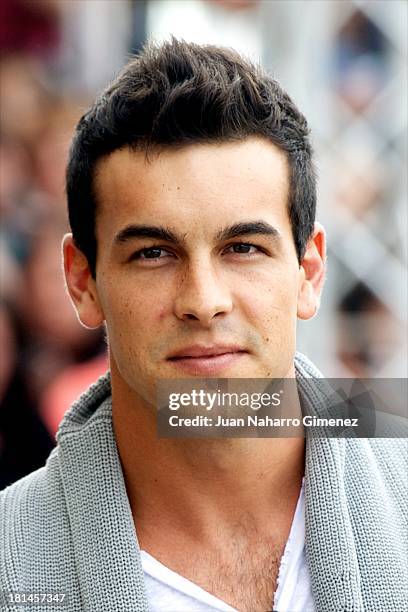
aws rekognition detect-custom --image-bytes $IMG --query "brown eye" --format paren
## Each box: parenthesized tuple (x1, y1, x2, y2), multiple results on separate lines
(232, 244, 252, 253)
(131, 246, 174, 261)
(225, 243, 260, 255)
(140, 247, 164, 259)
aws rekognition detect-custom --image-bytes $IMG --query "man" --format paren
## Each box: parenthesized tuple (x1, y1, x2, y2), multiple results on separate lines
(1, 39, 406, 612)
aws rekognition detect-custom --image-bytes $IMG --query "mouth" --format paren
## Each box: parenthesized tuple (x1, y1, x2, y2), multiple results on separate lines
(166, 344, 248, 375)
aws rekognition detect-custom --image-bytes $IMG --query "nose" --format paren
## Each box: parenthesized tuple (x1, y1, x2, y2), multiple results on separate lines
(173, 258, 233, 325)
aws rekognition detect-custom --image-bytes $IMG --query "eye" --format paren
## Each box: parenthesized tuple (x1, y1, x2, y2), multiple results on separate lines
(224, 243, 262, 255)
(131, 246, 173, 261)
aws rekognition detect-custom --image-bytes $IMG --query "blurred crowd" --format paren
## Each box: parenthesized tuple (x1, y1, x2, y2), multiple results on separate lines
(0, 0, 113, 487)
(0, 0, 406, 487)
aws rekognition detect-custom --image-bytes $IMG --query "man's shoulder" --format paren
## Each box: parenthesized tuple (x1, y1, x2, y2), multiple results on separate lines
(1, 371, 114, 561)
(346, 435, 407, 474)
(0, 448, 75, 592)
(1, 447, 59, 514)
(344, 436, 407, 480)
(344, 437, 408, 523)
(1, 447, 65, 531)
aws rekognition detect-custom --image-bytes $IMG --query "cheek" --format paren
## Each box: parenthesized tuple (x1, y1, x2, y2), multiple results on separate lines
(101, 282, 171, 347)
(238, 272, 299, 324)
(157, 306, 168, 321)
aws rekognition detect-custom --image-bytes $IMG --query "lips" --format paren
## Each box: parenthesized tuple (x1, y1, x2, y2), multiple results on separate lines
(167, 344, 247, 359)
(166, 344, 248, 375)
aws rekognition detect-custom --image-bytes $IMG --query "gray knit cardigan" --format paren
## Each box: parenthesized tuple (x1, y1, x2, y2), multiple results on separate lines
(1, 353, 407, 612)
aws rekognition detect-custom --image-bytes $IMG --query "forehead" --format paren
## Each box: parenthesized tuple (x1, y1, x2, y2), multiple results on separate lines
(93, 137, 290, 245)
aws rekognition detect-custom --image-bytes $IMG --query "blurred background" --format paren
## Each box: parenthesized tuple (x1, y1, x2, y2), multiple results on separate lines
(1, 0, 407, 487)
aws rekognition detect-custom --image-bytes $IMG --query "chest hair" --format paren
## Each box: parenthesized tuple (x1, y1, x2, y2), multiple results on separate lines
(162, 516, 286, 612)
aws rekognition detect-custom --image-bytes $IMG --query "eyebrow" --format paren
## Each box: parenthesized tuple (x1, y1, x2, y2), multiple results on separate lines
(113, 220, 281, 247)
(114, 225, 180, 245)
(216, 221, 281, 242)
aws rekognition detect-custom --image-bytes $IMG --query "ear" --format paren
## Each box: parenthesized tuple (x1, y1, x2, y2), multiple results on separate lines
(297, 222, 326, 320)
(62, 234, 104, 329)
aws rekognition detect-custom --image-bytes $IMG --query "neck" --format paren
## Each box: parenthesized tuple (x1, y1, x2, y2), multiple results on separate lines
(111, 364, 305, 547)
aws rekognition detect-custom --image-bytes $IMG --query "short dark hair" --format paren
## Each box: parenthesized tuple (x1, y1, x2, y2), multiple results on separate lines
(66, 38, 316, 277)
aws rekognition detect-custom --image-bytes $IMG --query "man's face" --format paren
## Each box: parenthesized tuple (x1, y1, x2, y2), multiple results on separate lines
(73, 138, 313, 404)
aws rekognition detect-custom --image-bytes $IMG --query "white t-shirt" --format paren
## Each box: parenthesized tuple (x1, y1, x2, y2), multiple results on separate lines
(141, 479, 315, 611)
